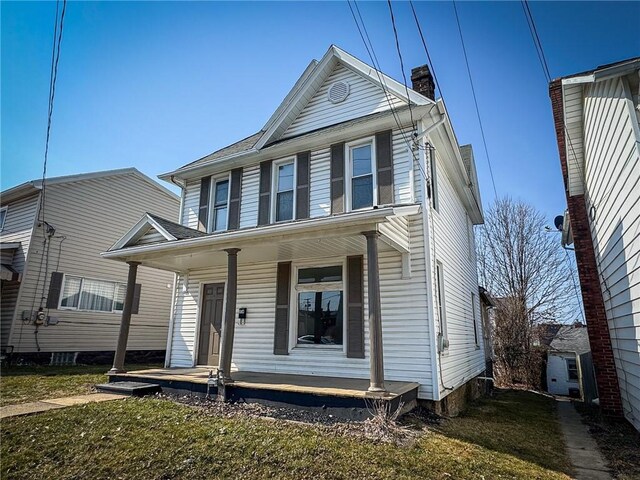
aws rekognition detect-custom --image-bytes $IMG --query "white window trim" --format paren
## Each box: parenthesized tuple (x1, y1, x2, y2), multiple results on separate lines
(436, 260, 449, 349)
(288, 258, 347, 353)
(345, 136, 377, 212)
(429, 148, 439, 212)
(471, 292, 480, 348)
(271, 156, 297, 223)
(208, 173, 232, 233)
(566, 357, 579, 383)
(57, 274, 126, 314)
(0, 206, 7, 231)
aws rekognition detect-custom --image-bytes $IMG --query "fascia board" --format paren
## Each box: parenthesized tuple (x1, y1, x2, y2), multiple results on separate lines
(102, 206, 402, 260)
(167, 104, 433, 181)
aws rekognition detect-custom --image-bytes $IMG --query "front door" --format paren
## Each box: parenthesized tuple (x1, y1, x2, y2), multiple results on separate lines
(197, 283, 225, 366)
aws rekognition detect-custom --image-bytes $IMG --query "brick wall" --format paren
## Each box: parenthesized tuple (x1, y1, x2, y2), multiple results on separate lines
(549, 80, 624, 417)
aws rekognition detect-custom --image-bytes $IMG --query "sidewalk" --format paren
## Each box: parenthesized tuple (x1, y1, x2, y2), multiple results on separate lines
(556, 399, 612, 480)
(0, 393, 127, 420)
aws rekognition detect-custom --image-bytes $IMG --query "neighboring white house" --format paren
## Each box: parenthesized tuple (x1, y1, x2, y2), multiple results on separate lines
(103, 46, 486, 409)
(546, 325, 596, 402)
(0, 168, 179, 363)
(551, 57, 640, 430)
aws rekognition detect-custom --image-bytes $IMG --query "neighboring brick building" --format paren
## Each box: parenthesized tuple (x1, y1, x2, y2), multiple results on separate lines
(549, 58, 640, 430)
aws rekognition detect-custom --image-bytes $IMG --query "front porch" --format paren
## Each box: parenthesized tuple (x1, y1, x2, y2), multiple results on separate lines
(105, 367, 420, 419)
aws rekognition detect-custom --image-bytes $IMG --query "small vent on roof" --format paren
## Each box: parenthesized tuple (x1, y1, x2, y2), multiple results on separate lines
(328, 81, 350, 104)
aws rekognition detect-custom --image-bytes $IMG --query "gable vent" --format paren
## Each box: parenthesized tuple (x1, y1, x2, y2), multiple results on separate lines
(328, 81, 350, 104)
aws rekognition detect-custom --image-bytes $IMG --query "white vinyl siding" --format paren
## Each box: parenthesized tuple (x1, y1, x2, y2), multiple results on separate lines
(283, 63, 407, 139)
(9, 173, 179, 353)
(309, 147, 331, 218)
(182, 179, 201, 230)
(168, 213, 435, 398)
(240, 165, 260, 228)
(583, 75, 640, 430)
(429, 148, 485, 395)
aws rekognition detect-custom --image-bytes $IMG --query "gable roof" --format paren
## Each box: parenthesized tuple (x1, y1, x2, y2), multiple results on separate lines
(161, 45, 435, 180)
(1, 168, 178, 205)
(549, 325, 591, 354)
(109, 212, 206, 251)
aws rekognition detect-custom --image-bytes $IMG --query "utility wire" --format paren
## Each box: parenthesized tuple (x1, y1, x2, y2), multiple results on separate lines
(452, 0, 499, 199)
(521, 0, 551, 82)
(387, 0, 415, 129)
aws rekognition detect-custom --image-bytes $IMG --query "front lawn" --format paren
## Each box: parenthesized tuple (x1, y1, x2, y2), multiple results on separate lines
(1, 389, 573, 480)
(0, 364, 159, 407)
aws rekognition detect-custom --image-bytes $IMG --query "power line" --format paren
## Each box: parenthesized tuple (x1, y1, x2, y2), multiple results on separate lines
(452, 0, 499, 199)
(409, 1, 445, 102)
(346, 0, 426, 179)
(521, 0, 551, 83)
(386, 0, 415, 129)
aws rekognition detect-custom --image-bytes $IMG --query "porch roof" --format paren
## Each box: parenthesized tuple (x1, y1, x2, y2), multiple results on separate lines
(102, 205, 420, 272)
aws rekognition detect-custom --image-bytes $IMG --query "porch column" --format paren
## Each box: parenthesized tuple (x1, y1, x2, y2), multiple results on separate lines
(218, 248, 240, 383)
(109, 261, 141, 374)
(362, 231, 385, 392)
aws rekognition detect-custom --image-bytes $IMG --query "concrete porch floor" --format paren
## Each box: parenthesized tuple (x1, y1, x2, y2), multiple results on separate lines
(109, 367, 419, 400)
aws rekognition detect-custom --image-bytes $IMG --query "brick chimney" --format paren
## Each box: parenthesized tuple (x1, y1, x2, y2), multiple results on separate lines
(411, 65, 435, 100)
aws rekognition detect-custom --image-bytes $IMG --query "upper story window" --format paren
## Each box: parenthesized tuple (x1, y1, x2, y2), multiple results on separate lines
(210, 177, 229, 232)
(273, 159, 295, 222)
(0, 206, 7, 231)
(348, 138, 376, 211)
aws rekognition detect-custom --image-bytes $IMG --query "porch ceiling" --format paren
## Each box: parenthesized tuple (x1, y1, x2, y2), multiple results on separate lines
(102, 205, 419, 273)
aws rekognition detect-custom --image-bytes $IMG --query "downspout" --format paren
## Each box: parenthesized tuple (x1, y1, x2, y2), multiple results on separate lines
(418, 118, 441, 402)
(163, 176, 185, 368)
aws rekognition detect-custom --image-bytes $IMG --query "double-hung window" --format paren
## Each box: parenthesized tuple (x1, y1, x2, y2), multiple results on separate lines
(0, 206, 7, 231)
(295, 265, 344, 347)
(273, 160, 295, 222)
(60, 276, 125, 313)
(348, 139, 375, 210)
(210, 177, 229, 232)
(566, 358, 579, 381)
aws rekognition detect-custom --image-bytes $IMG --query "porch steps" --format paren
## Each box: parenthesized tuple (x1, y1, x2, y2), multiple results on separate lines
(95, 381, 161, 396)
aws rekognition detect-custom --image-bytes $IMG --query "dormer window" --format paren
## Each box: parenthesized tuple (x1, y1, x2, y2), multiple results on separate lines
(210, 177, 229, 232)
(347, 138, 376, 211)
(273, 159, 295, 222)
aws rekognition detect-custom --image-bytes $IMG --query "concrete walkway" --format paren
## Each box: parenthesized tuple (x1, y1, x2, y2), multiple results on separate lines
(0, 393, 127, 420)
(556, 400, 612, 480)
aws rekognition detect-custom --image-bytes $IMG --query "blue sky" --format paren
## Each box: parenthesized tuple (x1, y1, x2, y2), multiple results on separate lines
(2, 1, 639, 225)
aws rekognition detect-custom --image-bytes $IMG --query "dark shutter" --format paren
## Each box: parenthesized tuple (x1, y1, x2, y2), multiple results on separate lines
(273, 261, 291, 355)
(198, 177, 211, 232)
(376, 130, 394, 205)
(45, 272, 64, 309)
(228, 168, 243, 230)
(347, 256, 365, 358)
(330, 142, 345, 214)
(258, 160, 272, 226)
(296, 151, 310, 220)
(131, 284, 142, 315)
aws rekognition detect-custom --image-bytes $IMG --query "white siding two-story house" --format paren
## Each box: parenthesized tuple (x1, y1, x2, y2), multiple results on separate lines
(104, 46, 486, 410)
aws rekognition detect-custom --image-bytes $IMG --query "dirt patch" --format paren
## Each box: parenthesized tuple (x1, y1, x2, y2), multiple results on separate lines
(159, 393, 441, 446)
